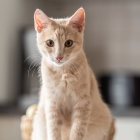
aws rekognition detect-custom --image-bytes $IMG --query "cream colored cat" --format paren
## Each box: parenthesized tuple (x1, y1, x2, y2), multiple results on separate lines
(32, 8, 115, 140)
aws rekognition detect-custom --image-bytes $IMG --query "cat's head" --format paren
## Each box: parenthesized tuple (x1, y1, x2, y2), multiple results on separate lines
(34, 8, 85, 66)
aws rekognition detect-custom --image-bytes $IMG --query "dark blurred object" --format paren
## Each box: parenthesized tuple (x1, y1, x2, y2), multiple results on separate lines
(98, 75, 111, 104)
(133, 77, 140, 106)
(18, 28, 40, 111)
(99, 74, 140, 107)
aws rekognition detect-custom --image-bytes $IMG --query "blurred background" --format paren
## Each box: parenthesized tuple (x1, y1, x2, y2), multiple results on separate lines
(0, 0, 140, 140)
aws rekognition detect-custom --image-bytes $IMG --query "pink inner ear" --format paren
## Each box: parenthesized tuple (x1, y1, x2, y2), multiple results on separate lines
(69, 8, 85, 32)
(34, 9, 49, 33)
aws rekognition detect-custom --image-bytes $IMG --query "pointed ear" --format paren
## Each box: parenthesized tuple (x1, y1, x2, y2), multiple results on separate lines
(34, 9, 50, 33)
(69, 8, 85, 32)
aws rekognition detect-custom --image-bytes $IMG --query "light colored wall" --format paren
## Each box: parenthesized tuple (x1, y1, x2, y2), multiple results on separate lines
(0, 0, 22, 103)
(0, 0, 140, 104)
(85, 2, 140, 75)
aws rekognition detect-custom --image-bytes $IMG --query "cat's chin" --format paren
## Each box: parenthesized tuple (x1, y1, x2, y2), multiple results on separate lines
(46, 58, 66, 67)
(54, 61, 65, 66)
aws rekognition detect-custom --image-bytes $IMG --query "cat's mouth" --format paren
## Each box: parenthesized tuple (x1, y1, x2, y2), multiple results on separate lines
(53, 58, 65, 65)
(47, 57, 64, 65)
(51, 59, 65, 65)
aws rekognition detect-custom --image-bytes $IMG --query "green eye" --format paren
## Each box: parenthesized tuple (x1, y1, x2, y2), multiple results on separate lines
(65, 40, 73, 47)
(46, 39, 54, 47)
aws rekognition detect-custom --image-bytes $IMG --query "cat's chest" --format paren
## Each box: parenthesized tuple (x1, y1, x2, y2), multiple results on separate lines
(44, 72, 75, 117)
(59, 92, 73, 120)
(45, 72, 78, 94)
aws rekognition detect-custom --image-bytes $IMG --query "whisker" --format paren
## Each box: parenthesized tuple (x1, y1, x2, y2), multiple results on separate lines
(26, 58, 40, 77)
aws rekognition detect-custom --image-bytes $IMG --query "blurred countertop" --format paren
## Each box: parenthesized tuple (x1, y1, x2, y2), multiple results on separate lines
(0, 106, 140, 140)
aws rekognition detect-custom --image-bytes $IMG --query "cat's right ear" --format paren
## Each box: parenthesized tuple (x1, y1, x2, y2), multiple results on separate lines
(69, 8, 85, 32)
(34, 9, 50, 33)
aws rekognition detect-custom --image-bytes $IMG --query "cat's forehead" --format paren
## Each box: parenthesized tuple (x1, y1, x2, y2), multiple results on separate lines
(52, 18, 71, 35)
(41, 18, 74, 38)
(53, 25, 72, 39)
(38, 17, 81, 42)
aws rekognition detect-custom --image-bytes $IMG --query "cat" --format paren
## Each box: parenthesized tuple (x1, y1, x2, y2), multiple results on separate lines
(32, 8, 115, 140)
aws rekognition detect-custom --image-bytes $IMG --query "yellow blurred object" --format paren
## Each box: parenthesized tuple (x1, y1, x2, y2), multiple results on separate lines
(26, 104, 37, 118)
(21, 105, 37, 140)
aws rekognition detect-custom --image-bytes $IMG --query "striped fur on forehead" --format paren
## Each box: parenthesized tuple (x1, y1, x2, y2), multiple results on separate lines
(54, 27, 66, 41)
(39, 19, 77, 41)
(53, 22, 78, 40)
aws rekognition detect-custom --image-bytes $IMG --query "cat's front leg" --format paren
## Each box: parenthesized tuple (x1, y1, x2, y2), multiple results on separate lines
(45, 101, 61, 140)
(31, 104, 46, 140)
(70, 98, 91, 140)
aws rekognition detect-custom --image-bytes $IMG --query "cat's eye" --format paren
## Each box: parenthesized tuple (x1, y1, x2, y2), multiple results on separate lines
(46, 39, 54, 47)
(65, 40, 73, 47)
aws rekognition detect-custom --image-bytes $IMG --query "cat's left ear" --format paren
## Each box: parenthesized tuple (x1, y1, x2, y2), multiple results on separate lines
(69, 8, 85, 32)
(34, 9, 50, 33)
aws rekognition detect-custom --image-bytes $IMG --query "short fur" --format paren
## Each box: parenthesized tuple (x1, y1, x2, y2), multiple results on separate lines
(32, 8, 114, 140)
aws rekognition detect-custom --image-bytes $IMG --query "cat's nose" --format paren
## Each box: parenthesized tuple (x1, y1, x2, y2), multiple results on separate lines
(56, 56, 63, 61)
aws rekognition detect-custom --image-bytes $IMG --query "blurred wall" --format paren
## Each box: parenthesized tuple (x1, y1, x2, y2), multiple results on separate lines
(0, 0, 57, 104)
(0, 0, 140, 104)
(85, 1, 140, 75)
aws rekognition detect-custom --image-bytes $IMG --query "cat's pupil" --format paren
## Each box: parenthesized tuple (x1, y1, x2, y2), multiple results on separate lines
(65, 40, 73, 47)
(46, 39, 54, 47)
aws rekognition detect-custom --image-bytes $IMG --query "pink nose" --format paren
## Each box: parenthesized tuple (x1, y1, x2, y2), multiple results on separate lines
(56, 56, 63, 61)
